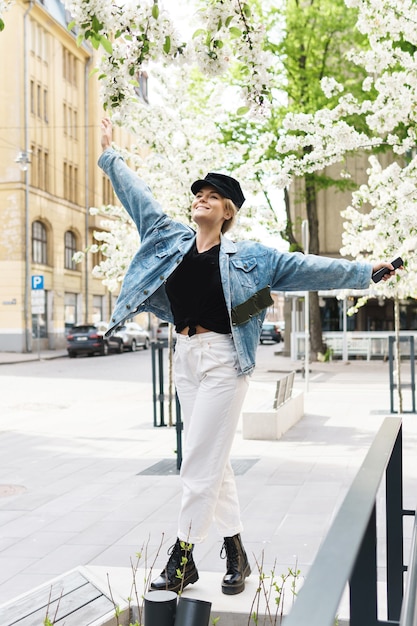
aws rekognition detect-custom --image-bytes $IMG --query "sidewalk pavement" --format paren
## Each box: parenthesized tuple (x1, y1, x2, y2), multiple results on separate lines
(0, 347, 416, 624)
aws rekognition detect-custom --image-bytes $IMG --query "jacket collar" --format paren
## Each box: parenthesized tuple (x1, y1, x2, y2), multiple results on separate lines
(220, 234, 237, 254)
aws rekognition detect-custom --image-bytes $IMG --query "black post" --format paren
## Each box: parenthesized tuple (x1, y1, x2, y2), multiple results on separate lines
(151, 342, 157, 427)
(174, 597, 212, 626)
(389, 336, 416, 414)
(350, 504, 378, 626)
(386, 424, 404, 621)
(158, 343, 165, 426)
(410, 336, 416, 413)
(144, 590, 177, 626)
(175, 392, 183, 471)
(151, 341, 167, 427)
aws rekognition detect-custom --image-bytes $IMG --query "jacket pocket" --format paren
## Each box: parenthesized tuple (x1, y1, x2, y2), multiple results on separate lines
(230, 257, 259, 288)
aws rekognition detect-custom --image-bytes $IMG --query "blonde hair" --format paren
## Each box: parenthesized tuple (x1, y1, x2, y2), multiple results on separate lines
(221, 199, 238, 234)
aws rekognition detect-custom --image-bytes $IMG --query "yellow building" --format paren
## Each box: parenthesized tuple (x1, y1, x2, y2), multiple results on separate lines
(0, 0, 135, 352)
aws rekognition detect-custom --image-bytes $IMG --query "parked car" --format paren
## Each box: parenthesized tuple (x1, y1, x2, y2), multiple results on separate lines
(156, 321, 176, 346)
(66, 324, 124, 358)
(114, 322, 150, 351)
(260, 321, 282, 344)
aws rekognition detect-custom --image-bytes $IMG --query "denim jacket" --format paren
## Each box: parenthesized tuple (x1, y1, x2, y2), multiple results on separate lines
(99, 149, 372, 375)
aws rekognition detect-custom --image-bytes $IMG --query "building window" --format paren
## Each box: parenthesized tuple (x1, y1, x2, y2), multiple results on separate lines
(73, 166, 78, 204)
(92, 295, 104, 324)
(64, 292, 78, 333)
(102, 175, 115, 205)
(63, 161, 78, 203)
(30, 143, 37, 186)
(30, 80, 35, 115)
(44, 152, 49, 192)
(37, 84, 41, 118)
(37, 148, 43, 188)
(32, 220, 47, 264)
(62, 47, 77, 86)
(43, 89, 48, 122)
(63, 161, 68, 198)
(65, 231, 77, 270)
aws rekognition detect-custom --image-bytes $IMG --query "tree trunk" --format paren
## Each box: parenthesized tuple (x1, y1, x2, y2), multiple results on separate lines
(394, 296, 403, 414)
(304, 167, 325, 357)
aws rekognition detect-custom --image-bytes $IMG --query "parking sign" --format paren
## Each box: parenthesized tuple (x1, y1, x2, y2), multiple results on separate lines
(31, 275, 44, 290)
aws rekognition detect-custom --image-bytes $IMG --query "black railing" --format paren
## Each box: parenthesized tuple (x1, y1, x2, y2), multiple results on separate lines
(151, 340, 183, 470)
(285, 417, 411, 626)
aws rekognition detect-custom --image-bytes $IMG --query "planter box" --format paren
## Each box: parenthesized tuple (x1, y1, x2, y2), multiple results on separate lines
(242, 389, 304, 440)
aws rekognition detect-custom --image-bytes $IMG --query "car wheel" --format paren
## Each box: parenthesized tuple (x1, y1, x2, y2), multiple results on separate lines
(101, 342, 109, 356)
(143, 338, 150, 350)
(68, 351, 76, 358)
(130, 339, 137, 352)
(117, 341, 124, 354)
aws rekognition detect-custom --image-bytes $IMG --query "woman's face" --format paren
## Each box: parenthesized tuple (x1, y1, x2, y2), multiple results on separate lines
(191, 186, 231, 228)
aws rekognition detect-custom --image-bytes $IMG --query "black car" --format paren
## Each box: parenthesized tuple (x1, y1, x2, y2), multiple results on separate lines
(260, 321, 282, 344)
(66, 324, 124, 358)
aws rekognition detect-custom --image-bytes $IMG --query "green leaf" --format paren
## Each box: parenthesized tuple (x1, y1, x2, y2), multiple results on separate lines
(100, 36, 113, 55)
(229, 26, 242, 38)
(242, 3, 251, 18)
(163, 35, 171, 54)
(225, 16, 233, 27)
(76, 33, 84, 47)
(237, 106, 249, 116)
(152, 3, 160, 19)
(0, 19, 5, 32)
(192, 28, 206, 39)
(92, 15, 102, 33)
(67, 20, 76, 31)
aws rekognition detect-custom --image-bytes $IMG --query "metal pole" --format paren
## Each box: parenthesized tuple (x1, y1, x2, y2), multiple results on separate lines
(349, 504, 378, 626)
(151, 342, 157, 427)
(23, 1, 33, 353)
(386, 424, 404, 621)
(175, 392, 182, 471)
(37, 313, 41, 360)
(302, 220, 309, 392)
(342, 296, 348, 361)
(84, 57, 92, 324)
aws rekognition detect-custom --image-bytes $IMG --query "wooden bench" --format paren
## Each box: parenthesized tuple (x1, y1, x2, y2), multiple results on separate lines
(0, 568, 128, 626)
(242, 371, 304, 440)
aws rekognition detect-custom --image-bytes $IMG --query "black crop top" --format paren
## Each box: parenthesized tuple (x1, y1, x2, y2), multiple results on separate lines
(165, 241, 231, 336)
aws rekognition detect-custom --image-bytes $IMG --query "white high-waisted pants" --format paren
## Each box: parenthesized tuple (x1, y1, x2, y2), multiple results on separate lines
(174, 332, 249, 544)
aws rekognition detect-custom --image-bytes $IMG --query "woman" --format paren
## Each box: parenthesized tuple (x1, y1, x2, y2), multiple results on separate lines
(99, 118, 399, 596)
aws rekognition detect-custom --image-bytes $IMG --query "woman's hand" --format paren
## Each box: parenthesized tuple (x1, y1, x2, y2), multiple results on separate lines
(372, 261, 404, 282)
(101, 117, 113, 152)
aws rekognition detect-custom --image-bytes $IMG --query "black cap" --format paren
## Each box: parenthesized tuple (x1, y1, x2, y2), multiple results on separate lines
(191, 172, 245, 209)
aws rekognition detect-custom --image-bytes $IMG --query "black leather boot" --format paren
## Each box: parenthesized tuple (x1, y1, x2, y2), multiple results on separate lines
(150, 538, 199, 593)
(221, 534, 251, 595)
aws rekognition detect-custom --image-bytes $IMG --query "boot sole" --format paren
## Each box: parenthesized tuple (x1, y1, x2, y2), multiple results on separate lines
(150, 568, 199, 594)
(221, 564, 251, 595)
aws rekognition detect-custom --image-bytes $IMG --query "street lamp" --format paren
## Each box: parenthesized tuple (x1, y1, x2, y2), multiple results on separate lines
(16, 150, 31, 352)
(15, 150, 31, 171)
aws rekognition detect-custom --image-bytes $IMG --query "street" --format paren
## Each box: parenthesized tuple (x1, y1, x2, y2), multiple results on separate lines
(0, 341, 283, 606)
(1, 342, 417, 622)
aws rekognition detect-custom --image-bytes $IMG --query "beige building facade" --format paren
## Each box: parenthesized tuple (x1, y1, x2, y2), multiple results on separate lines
(0, 0, 134, 352)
